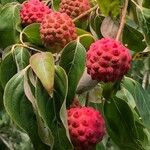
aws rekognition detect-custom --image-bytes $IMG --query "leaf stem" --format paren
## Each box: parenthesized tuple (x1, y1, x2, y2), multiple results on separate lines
(20, 31, 24, 45)
(115, 0, 129, 41)
(73, 5, 98, 22)
(11, 44, 42, 53)
(19, 30, 42, 52)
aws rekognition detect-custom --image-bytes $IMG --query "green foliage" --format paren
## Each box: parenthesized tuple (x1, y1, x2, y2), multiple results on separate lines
(0, 111, 33, 150)
(142, 0, 150, 8)
(89, 12, 103, 39)
(0, 0, 150, 149)
(123, 19, 146, 52)
(30, 52, 55, 95)
(96, 0, 120, 17)
(4, 70, 49, 150)
(21, 23, 43, 46)
(78, 34, 95, 49)
(0, 2, 21, 49)
(122, 77, 150, 131)
(59, 41, 86, 106)
(0, 51, 17, 88)
(13, 46, 30, 71)
(137, 7, 150, 47)
(104, 97, 143, 150)
(51, 0, 61, 11)
(36, 66, 73, 149)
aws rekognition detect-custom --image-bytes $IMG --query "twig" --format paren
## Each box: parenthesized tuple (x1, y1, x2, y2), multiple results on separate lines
(115, 0, 129, 41)
(73, 5, 98, 22)
(130, 0, 141, 10)
(0, 135, 13, 150)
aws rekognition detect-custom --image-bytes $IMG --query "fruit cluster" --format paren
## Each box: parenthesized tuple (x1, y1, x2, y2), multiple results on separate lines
(40, 12, 77, 52)
(20, 0, 51, 25)
(67, 106, 105, 150)
(19, 1, 132, 149)
(86, 38, 131, 82)
(20, 0, 78, 52)
(59, 0, 90, 19)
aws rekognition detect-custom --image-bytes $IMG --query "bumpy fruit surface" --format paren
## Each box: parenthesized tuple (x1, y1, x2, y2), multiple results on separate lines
(67, 107, 105, 150)
(86, 38, 131, 82)
(59, 0, 90, 19)
(40, 12, 77, 52)
(20, 0, 51, 25)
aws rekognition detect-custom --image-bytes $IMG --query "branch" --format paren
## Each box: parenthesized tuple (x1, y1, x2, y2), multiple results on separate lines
(73, 5, 98, 22)
(115, 0, 129, 41)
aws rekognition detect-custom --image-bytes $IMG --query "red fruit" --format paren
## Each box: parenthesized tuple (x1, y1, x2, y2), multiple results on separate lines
(20, 0, 51, 25)
(40, 12, 77, 52)
(86, 38, 131, 82)
(59, 0, 90, 19)
(67, 107, 105, 150)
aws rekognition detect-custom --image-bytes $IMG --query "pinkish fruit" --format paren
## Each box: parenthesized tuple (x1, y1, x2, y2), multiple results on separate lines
(59, 0, 90, 19)
(67, 107, 105, 150)
(40, 12, 77, 52)
(20, 0, 51, 25)
(86, 38, 131, 82)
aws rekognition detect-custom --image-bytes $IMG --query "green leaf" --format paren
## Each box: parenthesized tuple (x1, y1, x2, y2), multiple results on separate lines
(13, 46, 30, 71)
(0, 52, 17, 88)
(123, 19, 146, 52)
(116, 87, 136, 108)
(35, 66, 73, 150)
(142, 0, 150, 8)
(35, 80, 54, 148)
(78, 34, 95, 49)
(0, 59, 4, 110)
(135, 121, 150, 149)
(30, 52, 55, 95)
(0, 83, 4, 110)
(51, 0, 61, 11)
(75, 19, 89, 30)
(4, 70, 49, 150)
(89, 12, 103, 39)
(96, 0, 120, 17)
(60, 41, 86, 106)
(23, 69, 53, 147)
(103, 97, 143, 150)
(0, 0, 16, 4)
(96, 141, 105, 150)
(0, 2, 21, 49)
(137, 7, 150, 47)
(76, 28, 95, 49)
(76, 28, 91, 36)
(122, 77, 150, 131)
(53, 66, 73, 149)
(21, 23, 43, 46)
